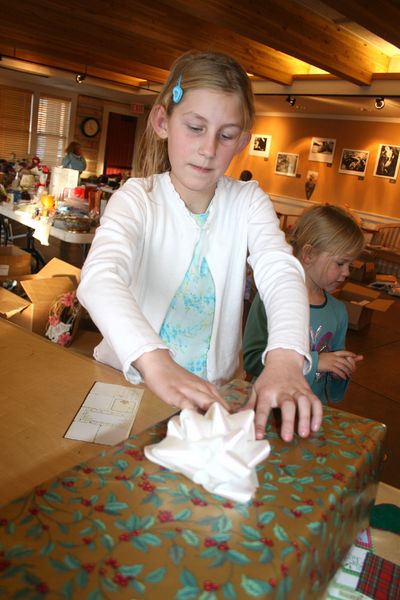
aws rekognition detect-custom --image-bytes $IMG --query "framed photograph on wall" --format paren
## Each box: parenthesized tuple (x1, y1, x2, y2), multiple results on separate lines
(309, 137, 336, 163)
(374, 144, 400, 180)
(339, 149, 369, 176)
(249, 133, 272, 158)
(275, 152, 299, 177)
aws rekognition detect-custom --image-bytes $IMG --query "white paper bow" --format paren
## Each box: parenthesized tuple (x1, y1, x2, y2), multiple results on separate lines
(144, 403, 270, 503)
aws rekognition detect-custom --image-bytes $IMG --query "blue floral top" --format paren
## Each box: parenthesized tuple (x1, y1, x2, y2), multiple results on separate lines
(159, 212, 215, 379)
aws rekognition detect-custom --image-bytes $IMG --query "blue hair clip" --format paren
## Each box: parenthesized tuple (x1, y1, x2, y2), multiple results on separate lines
(172, 76, 183, 103)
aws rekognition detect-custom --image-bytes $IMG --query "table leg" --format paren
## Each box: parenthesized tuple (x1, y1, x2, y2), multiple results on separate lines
(0, 214, 12, 245)
(80, 243, 90, 261)
(24, 227, 46, 272)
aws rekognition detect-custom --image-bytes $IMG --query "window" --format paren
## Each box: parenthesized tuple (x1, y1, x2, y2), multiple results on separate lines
(0, 86, 33, 159)
(0, 88, 72, 168)
(36, 95, 71, 168)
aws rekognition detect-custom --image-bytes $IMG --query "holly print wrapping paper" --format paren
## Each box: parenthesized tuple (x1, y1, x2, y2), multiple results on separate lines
(0, 380, 386, 599)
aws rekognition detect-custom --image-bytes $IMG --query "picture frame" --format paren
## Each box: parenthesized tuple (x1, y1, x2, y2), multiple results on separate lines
(309, 137, 336, 163)
(339, 149, 369, 176)
(275, 152, 299, 177)
(374, 144, 400, 180)
(249, 133, 272, 158)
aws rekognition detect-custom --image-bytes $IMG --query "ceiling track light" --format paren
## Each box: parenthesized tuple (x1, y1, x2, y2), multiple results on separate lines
(286, 95, 296, 107)
(375, 97, 385, 110)
(76, 72, 86, 84)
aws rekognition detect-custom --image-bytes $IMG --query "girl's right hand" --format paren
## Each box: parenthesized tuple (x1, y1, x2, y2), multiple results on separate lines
(133, 349, 229, 412)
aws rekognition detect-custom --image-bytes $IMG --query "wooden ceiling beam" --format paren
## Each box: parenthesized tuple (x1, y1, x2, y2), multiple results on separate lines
(82, 0, 313, 84)
(0, 0, 396, 89)
(320, 0, 400, 48)
(163, 0, 390, 85)
(0, 0, 313, 86)
(0, 44, 169, 86)
(0, 18, 177, 82)
(0, 45, 170, 87)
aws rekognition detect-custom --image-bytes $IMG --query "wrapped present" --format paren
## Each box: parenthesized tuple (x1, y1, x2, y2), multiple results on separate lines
(0, 380, 386, 599)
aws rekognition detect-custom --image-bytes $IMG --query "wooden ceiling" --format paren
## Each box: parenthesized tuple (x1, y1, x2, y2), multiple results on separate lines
(0, 0, 399, 92)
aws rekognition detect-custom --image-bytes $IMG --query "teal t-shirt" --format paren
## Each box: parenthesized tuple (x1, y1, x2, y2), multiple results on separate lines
(243, 291, 350, 404)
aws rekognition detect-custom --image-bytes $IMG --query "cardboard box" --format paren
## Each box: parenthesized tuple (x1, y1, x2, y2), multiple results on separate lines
(349, 259, 376, 284)
(335, 282, 394, 330)
(0, 258, 80, 335)
(0, 246, 31, 278)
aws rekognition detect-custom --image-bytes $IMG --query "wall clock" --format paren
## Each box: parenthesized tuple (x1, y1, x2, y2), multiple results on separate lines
(81, 117, 100, 137)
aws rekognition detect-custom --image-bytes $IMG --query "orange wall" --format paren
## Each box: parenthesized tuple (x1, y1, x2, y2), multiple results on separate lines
(227, 115, 400, 220)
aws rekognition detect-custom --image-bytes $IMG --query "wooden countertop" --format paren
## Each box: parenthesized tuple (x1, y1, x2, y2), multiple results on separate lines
(0, 319, 175, 506)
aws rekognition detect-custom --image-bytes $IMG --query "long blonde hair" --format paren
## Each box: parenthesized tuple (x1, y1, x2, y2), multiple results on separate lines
(290, 204, 365, 259)
(134, 51, 255, 179)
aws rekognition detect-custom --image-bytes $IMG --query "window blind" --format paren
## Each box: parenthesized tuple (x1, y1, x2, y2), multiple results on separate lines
(0, 86, 33, 159)
(36, 94, 71, 168)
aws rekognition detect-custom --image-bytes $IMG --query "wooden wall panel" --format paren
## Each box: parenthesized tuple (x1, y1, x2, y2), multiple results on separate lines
(74, 95, 104, 177)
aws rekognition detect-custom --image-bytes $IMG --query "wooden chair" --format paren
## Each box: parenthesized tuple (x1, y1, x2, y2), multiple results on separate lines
(275, 212, 300, 234)
(364, 222, 400, 277)
(368, 223, 400, 250)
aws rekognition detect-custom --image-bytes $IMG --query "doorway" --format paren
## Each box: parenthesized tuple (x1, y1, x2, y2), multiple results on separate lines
(103, 112, 137, 177)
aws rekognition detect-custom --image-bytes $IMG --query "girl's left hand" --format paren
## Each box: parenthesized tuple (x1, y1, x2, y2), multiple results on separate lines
(318, 350, 363, 380)
(246, 348, 323, 442)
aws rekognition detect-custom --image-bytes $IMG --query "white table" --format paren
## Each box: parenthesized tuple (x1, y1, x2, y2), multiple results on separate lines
(0, 202, 95, 270)
(0, 202, 95, 244)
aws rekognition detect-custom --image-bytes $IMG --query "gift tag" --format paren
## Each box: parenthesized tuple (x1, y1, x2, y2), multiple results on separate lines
(64, 382, 143, 445)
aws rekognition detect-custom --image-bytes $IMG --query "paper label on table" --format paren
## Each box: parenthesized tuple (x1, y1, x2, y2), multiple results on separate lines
(0, 265, 10, 276)
(64, 382, 143, 445)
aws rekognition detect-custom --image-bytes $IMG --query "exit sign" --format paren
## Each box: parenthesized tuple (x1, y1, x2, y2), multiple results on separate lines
(130, 103, 145, 114)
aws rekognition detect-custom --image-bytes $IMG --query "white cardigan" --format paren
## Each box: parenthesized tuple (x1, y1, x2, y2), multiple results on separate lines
(77, 173, 310, 384)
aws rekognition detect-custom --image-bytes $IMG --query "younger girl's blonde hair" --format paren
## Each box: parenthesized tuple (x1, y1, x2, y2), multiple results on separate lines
(290, 204, 365, 259)
(134, 50, 255, 179)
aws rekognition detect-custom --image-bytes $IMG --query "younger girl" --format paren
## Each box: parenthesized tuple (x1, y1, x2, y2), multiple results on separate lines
(77, 51, 322, 442)
(244, 204, 365, 403)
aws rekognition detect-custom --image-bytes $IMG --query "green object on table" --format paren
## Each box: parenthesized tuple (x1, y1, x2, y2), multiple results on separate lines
(370, 503, 400, 534)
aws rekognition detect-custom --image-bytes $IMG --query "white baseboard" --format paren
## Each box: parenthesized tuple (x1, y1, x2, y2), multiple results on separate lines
(269, 193, 400, 227)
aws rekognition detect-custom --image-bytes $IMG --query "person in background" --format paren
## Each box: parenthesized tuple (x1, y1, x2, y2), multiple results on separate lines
(243, 204, 365, 404)
(77, 50, 323, 442)
(239, 169, 253, 181)
(62, 141, 87, 176)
